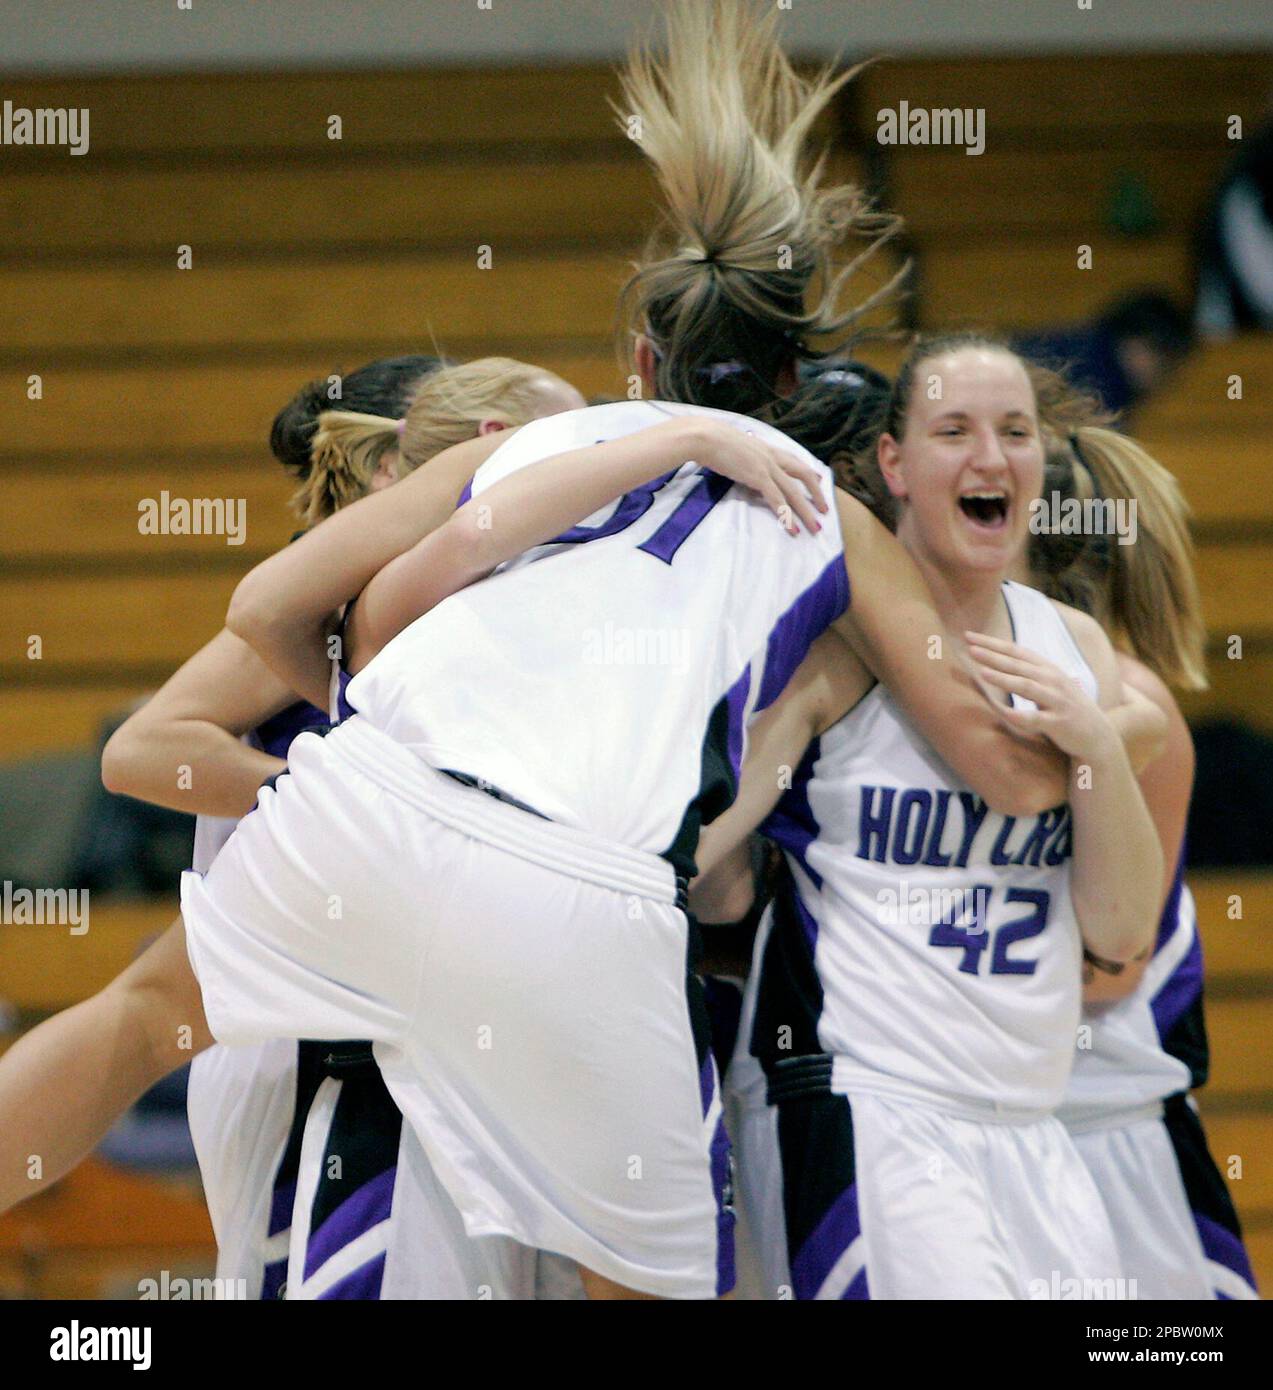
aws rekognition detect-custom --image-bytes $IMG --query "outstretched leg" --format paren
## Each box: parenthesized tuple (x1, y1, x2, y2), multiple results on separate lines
(0, 916, 212, 1214)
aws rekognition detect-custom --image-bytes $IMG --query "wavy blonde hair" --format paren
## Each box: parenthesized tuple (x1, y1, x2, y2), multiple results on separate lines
(295, 357, 564, 527)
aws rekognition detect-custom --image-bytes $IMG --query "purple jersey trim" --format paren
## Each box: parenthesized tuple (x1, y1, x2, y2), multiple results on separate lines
(457, 478, 474, 509)
(761, 737, 823, 891)
(251, 699, 328, 761)
(755, 555, 849, 713)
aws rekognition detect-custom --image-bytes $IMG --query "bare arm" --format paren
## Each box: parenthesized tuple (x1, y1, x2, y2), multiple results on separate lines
(101, 628, 295, 817)
(830, 491, 1070, 818)
(347, 418, 827, 669)
(227, 431, 502, 704)
(1084, 655, 1193, 1003)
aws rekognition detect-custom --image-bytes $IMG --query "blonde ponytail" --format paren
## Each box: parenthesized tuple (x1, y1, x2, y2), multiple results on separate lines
(614, 0, 902, 420)
(1032, 427, 1208, 691)
(293, 411, 402, 528)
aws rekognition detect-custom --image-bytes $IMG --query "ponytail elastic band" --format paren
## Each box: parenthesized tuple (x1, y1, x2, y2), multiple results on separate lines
(395, 418, 407, 437)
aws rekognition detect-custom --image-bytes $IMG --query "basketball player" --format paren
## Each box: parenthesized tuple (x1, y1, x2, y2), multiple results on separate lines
(0, 3, 1086, 1298)
(1027, 426, 1260, 1300)
(103, 355, 589, 1300)
(690, 334, 1164, 1299)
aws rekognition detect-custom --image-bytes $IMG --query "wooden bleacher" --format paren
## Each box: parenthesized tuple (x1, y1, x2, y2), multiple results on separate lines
(0, 50, 1269, 1297)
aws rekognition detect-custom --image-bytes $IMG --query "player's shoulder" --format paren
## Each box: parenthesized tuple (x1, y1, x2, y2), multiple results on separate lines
(1114, 651, 1182, 722)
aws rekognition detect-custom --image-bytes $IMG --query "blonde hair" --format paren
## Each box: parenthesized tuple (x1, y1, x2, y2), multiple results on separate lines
(295, 357, 562, 527)
(1036, 427, 1208, 692)
(613, 0, 901, 429)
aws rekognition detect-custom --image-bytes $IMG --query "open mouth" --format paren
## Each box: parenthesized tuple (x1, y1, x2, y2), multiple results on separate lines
(959, 491, 1009, 529)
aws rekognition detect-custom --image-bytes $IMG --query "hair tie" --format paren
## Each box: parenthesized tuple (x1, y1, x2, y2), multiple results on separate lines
(395, 418, 407, 437)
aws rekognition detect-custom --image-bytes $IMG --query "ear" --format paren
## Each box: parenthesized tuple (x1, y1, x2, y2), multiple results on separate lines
(477, 419, 510, 437)
(369, 448, 400, 491)
(876, 433, 909, 501)
(634, 335, 659, 394)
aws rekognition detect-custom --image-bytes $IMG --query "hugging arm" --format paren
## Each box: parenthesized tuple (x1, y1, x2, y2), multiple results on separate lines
(347, 417, 827, 668)
(101, 628, 296, 818)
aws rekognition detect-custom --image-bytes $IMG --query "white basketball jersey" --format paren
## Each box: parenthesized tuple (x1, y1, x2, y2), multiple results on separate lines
(757, 580, 1097, 1114)
(1058, 861, 1198, 1129)
(347, 400, 847, 876)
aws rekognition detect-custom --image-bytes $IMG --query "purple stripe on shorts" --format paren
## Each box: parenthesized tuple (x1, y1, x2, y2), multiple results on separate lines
(755, 556, 849, 713)
(697, 1053, 736, 1296)
(316, 1251, 387, 1301)
(843, 1266, 870, 1300)
(267, 1180, 296, 1239)
(303, 1167, 396, 1281)
(1194, 1211, 1258, 1293)
(260, 1259, 286, 1302)
(791, 1182, 863, 1301)
(1151, 926, 1203, 1041)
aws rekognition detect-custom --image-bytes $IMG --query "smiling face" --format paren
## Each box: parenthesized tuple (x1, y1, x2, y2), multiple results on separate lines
(878, 346, 1044, 579)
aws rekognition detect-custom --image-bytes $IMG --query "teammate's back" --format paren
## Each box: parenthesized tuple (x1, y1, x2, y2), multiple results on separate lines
(347, 401, 846, 872)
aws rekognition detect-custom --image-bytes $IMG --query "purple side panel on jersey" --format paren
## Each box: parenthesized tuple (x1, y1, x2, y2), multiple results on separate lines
(1150, 927, 1204, 1041)
(725, 663, 752, 786)
(791, 1182, 865, 1301)
(456, 478, 473, 509)
(760, 737, 823, 891)
(1193, 1211, 1258, 1292)
(755, 555, 849, 713)
(1153, 853, 1187, 956)
(697, 1053, 737, 1297)
(252, 699, 328, 761)
(303, 1167, 396, 1281)
(335, 666, 357, 723)
(316, 1252, 387, 1301)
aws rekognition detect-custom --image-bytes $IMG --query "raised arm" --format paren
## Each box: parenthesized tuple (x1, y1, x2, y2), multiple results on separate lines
(101, 628, 296, 817)
(346, 417, 827, 669)
(830, 490, 1070, 818)
(227, 430, 503, 704)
